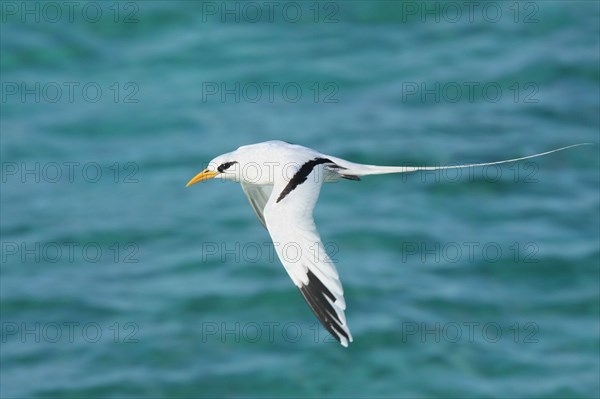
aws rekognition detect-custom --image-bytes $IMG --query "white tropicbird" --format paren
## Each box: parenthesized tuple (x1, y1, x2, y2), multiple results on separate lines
(186, 141, 589, 347)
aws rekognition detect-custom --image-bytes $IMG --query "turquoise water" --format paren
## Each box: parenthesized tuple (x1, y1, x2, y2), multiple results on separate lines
(1, 1, 599, 397)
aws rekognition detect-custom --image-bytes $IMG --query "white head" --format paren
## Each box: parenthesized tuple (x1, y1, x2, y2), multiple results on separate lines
(185, 150, 242, 186)
(185, 141, 303, 187)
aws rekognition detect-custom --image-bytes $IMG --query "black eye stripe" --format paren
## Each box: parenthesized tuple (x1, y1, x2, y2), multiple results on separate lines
(217, 161, 238, 173)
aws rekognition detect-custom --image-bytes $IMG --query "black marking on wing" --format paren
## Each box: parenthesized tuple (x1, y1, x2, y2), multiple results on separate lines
(276, 158, 333, 203)
(217, 161, 238, 173)
(325, 164, 345, 169)
(298, 270, 349, 344)
(324, 164, 360, 181)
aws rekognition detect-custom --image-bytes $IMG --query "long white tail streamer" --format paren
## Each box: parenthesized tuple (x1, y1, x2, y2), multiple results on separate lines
(333, 143, 594, 177)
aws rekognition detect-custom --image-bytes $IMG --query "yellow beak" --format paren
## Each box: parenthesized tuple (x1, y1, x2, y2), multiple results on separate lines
(186, 168, 218, 187)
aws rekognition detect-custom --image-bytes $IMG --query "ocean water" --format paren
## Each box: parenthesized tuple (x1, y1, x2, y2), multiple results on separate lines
(1, 1, 599, 398)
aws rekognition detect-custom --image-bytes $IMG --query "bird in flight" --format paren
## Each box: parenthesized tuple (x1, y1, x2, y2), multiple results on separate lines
(186, 141, 588, 347)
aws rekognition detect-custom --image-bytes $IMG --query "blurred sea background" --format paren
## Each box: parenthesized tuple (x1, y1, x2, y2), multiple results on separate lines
(1, 1, 599, 398)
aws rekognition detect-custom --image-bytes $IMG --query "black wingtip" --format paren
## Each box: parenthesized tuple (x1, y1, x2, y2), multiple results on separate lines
(298, 270, 349, 344)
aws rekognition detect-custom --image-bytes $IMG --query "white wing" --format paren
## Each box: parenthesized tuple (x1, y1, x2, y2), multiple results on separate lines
(241, 183, 273, 229)
(263, 161, 353, 347)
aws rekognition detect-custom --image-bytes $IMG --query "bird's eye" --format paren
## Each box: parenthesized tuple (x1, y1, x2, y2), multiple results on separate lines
(217, 161, 237, 173)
